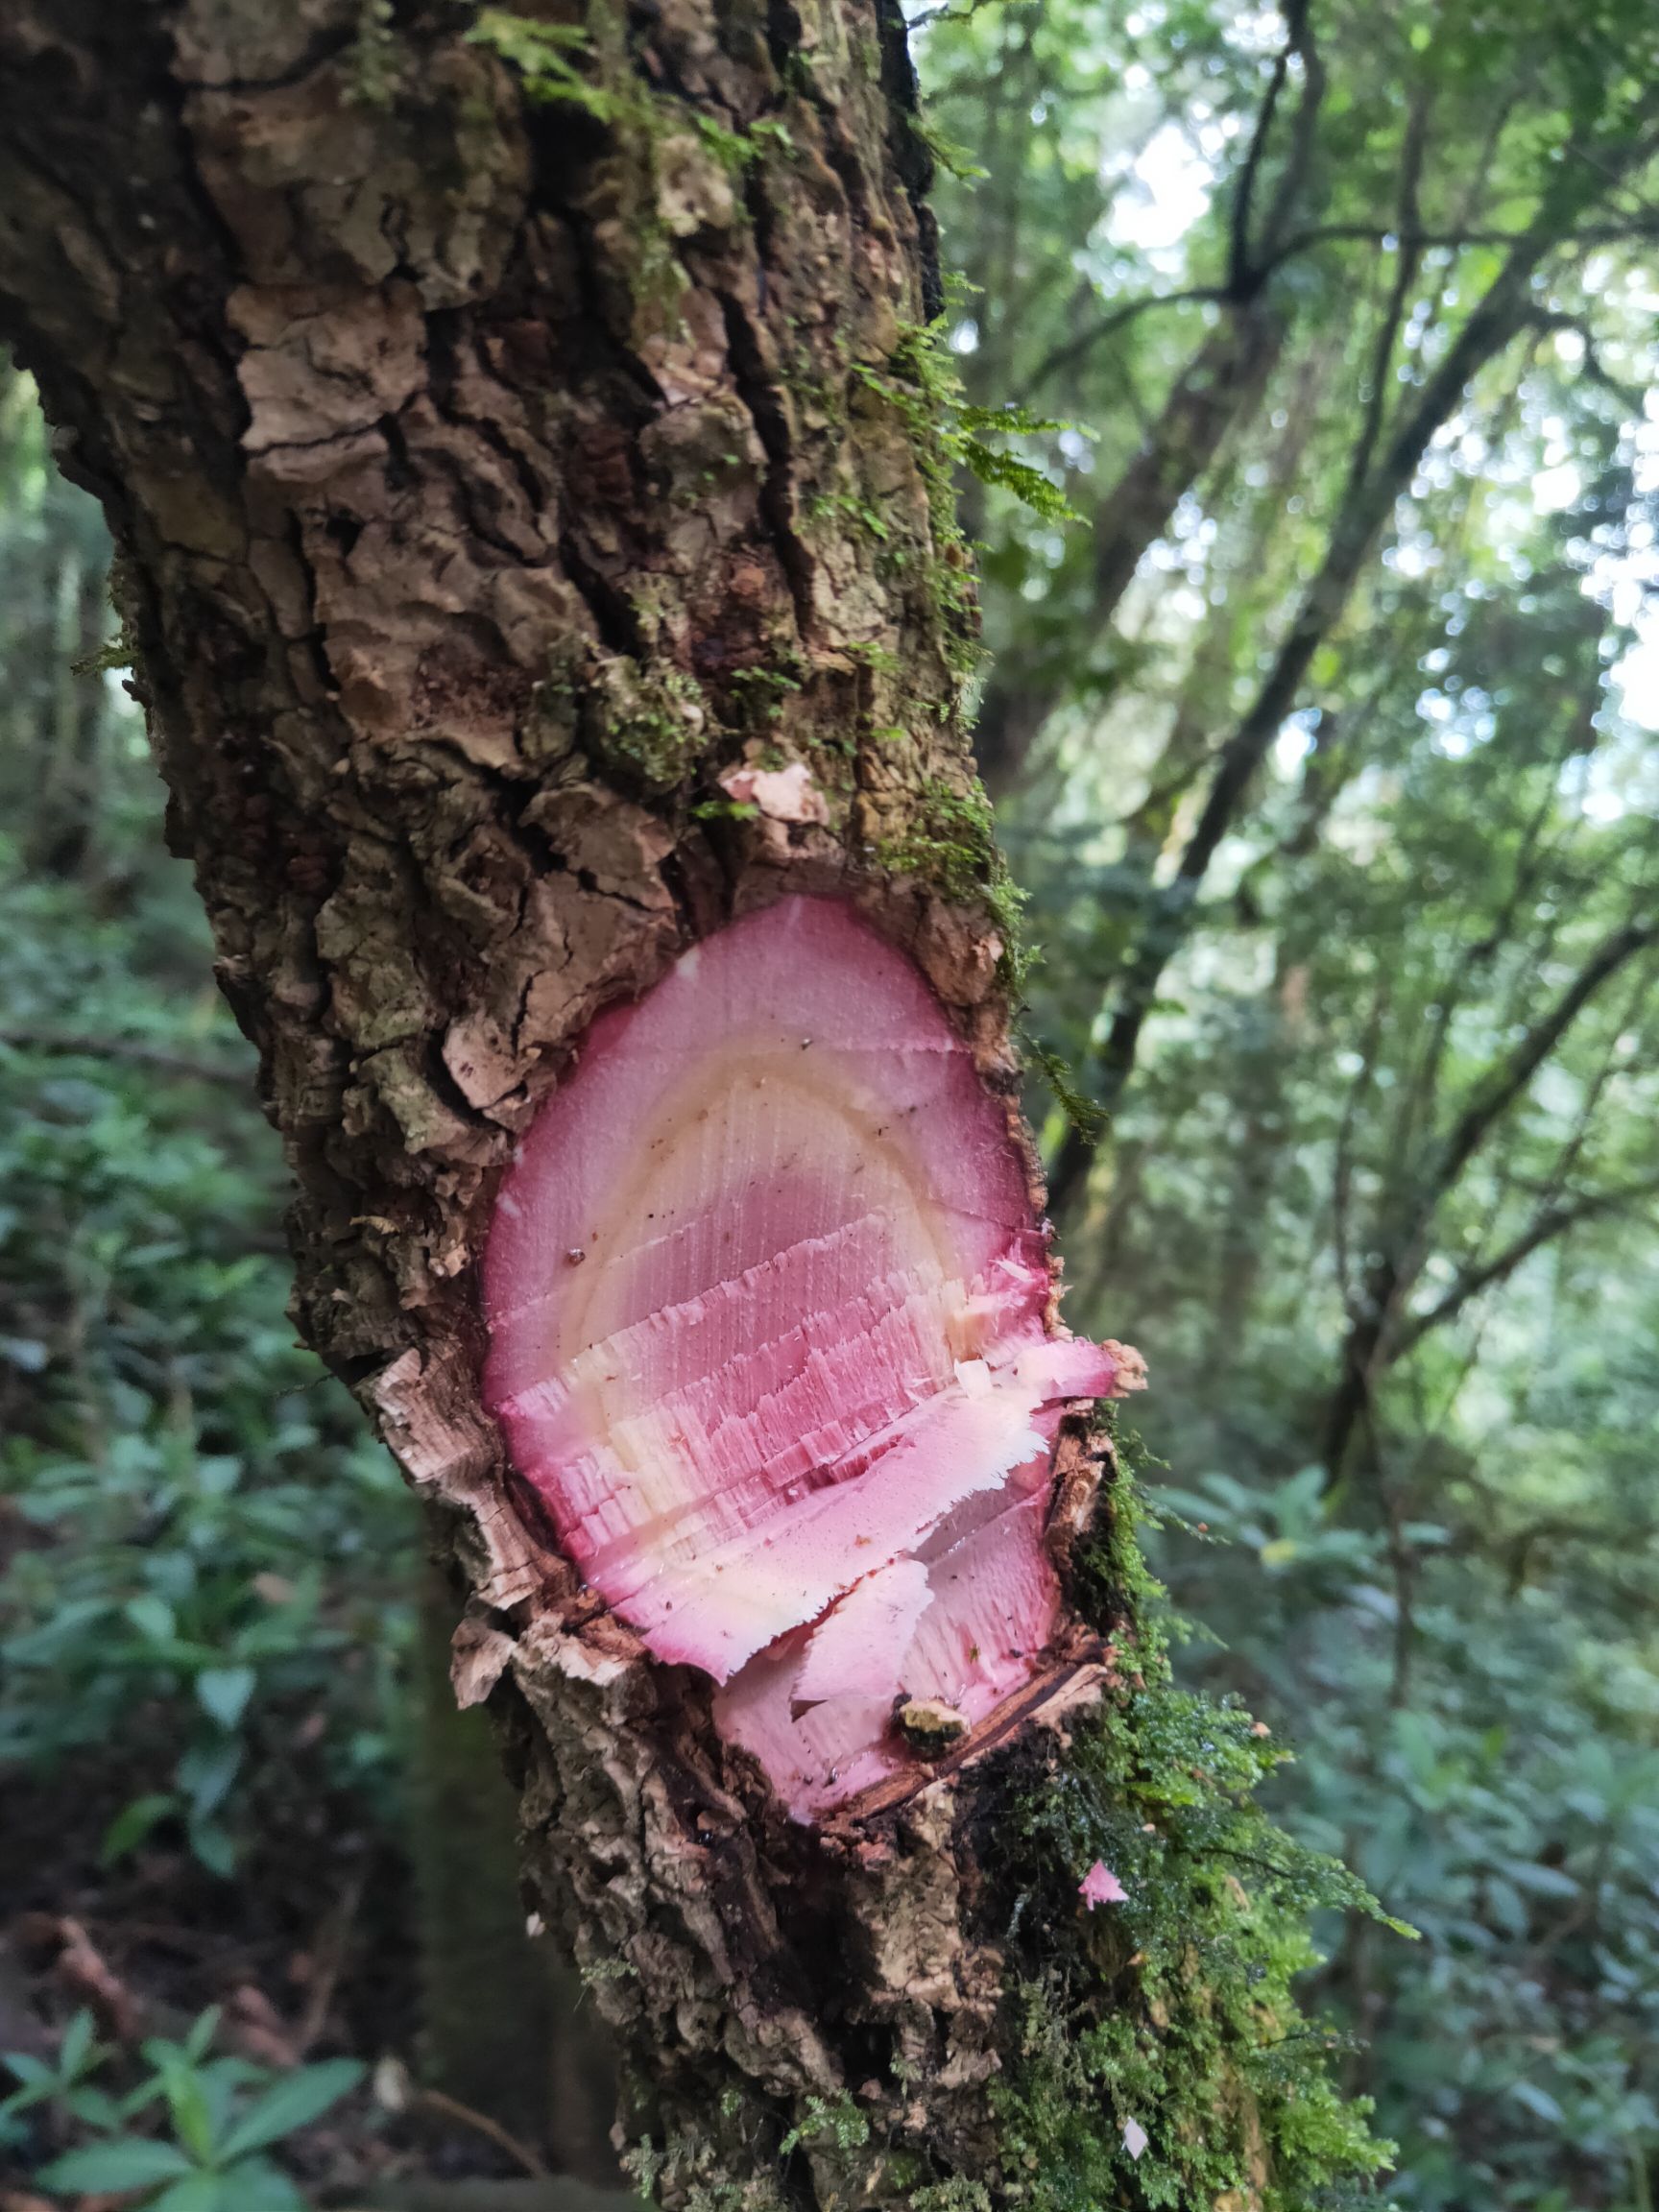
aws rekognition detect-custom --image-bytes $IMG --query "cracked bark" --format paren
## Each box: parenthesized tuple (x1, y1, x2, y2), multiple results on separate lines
(0, 3, 1140, 2202)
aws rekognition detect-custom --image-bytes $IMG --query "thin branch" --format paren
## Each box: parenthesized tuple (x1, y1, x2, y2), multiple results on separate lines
(1341, 83, 1430, 506)
(1029, 286, 1230, 393)
(1377, 915, 1659, 1361)
(1255, 0, 1327, 262)
(1395, 1172, 1659, 1352)
(1394, 709, 1573, 1197)
(1029, 187, 1659, 400)
(1332, 983, 1388, 1321)
(1432, 914, 1659, 1200)
(412, 2086, 550, 2180)
(1522, 305, 1647, 406)
(1228, 0, 1310, 294)
(1260, 211, 1659, 273)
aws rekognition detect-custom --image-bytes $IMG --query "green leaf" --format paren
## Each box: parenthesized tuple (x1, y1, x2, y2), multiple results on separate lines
(183, 2007, 224, 2064)
(217, 2057, 366, 2161)
(125, 1594, 179, 1645)
(1509, 2078, 1564, 2125)
(177, 1739, 241, 1819)
(36, 2134, 196, 2191)
(958, 401, 1076, 439)
(957, 439, 1083, 525)
(187, 1816, 238, 1878)
(162, 2064, 217, 2164)
(194, 1666, 255, 1729)
(224, 2154, 310, 2209)
(149, 2176, 229, 2212)
(58, 2009, 95, 2080)
(103, 1792, 179, 1864)
(119, 2073, 168, 2123)
(66, 2083, 125, 2129)
(690, 798, 759, 822)
(465, 7, 617, 120)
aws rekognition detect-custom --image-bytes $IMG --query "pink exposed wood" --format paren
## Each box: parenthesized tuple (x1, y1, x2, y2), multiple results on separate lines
(484, 898, 1134, 1818)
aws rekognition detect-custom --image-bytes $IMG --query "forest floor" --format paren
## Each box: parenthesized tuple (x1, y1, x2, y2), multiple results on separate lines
(0, 1761, 635, 2210)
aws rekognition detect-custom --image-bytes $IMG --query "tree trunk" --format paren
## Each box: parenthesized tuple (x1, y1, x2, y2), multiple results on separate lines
(412, 1560, 621, 2181)
(972, 300, 1284, 797)
(1084, 302, 1286, 648)
(0, 6, 1382, 2206)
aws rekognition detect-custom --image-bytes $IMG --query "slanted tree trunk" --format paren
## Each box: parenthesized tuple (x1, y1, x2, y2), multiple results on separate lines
(0, 6, 1382, 2206)
(971, 301, 1285, 798)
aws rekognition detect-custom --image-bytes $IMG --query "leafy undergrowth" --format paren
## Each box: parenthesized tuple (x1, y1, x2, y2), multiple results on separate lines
(0, 867, 419, 1877)
(0, 1744, 593, 2206)
(2, 2004, 364, 2210)
(0, 841, 590, 2206)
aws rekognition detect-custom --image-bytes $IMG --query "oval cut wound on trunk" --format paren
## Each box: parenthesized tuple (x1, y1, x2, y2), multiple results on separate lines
(483, 896, 1128, 1819)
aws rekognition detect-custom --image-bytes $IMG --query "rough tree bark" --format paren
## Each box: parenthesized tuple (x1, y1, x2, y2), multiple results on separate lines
(0, 5, 1382, 2207)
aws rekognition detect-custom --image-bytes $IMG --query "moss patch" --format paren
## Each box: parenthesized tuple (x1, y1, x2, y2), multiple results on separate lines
(876, 774, 1025, 945)
(980, 1425, 1402, 2212)
(851, 318, 1082, 686)
(586, 654, 709, 792)
(1020, 1030, 1107, 1142)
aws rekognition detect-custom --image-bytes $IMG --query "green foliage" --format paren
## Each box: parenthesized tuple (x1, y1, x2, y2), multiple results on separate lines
(955, 405, 1087, 529)
(876, 775, 1026, 947)
(468, 0, 726, 336)
(0, 373, 416, 1878)
(347, 0, 399, 109)
(1019, 1032, 1106, 1143)
(587, 654, 710, 792)
(694, 111, 796, 173)
(0, 2009, 109, 2142)
(0, 963, 417, 1871)
(466, 9, 619, 124)
(4, 2006, 362, 2210)
(912, 118, 990, 185)
(913, 2188, 994, 2212)
(777, 2094, 870, 2158)
(855, 329, 1084, 531)
(690, 796, 760, 822)
(913, 1, 1659, 2202)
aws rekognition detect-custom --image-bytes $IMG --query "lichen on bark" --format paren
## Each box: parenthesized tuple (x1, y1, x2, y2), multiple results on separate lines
(0, 0, 1390, 2203)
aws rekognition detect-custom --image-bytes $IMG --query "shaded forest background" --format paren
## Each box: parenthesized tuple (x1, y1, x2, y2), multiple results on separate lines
(6, 1, 1659, 2207)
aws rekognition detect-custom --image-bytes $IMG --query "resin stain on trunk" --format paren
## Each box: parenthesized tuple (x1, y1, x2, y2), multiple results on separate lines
(483, 896, 1140, 1819)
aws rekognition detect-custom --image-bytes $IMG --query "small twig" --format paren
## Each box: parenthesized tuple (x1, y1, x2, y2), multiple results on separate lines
(49, 1915, 142, 2042)
(80, 1917, 220, 1954)
(415, 2085, 551, 2180)
(296, 1871, 365, 2056)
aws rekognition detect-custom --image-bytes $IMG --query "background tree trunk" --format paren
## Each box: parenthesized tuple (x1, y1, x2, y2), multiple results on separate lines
(412, 1560, 621, 2183)
(971, 301, 1284, 798)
